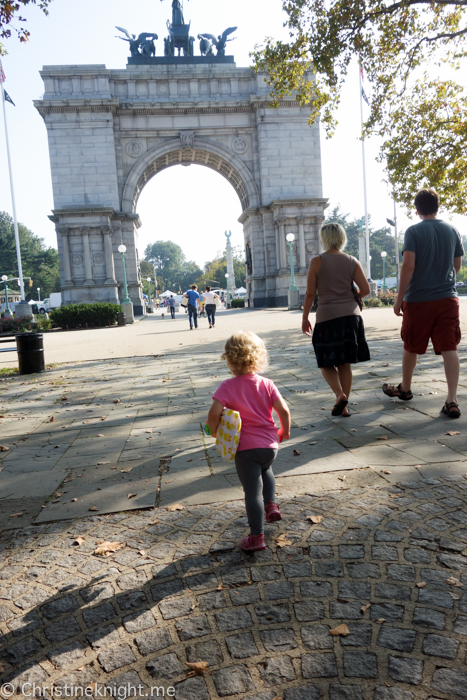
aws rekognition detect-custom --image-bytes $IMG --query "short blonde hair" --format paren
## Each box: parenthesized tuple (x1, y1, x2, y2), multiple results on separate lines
(222, 331, 268, 375)
(320, 222, 347, 251)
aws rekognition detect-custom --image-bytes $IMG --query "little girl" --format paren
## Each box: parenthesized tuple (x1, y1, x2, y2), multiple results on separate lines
(206, 331, 291, 551)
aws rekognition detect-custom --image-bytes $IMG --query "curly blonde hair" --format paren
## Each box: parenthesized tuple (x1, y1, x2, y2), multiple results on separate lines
(222, 331, 268, 375)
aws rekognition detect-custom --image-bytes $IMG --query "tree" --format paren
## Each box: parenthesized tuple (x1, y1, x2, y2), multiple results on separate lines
(325, 205, 403, 281)
(144, 240, 202, 292)
(0, 211, 60, 297)
(253, 1, 467, 213)
(0, 0, 52, 53)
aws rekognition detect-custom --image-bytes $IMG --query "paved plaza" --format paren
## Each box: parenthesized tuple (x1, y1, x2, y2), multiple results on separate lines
(1, 309, 467, 698)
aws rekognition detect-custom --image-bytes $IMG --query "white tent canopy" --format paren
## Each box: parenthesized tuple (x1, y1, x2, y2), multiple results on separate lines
(159, 290, 176, 297)
(234, 287, 247, 294)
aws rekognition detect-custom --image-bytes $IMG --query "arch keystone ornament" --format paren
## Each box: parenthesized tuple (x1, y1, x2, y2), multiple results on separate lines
(35, 23, 327, 308)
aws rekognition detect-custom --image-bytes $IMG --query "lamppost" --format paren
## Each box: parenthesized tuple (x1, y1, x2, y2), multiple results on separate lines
(285, 233, 300, 310)
(225, 273, 230, 308)
(381, 251, 387, 291)
(117, 244, 134, 324)
(1, 275, 12, 317)
(37, 287, 41, 302)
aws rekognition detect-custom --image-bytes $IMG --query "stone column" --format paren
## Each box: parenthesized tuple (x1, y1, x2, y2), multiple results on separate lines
(279, 220, 287, 271)
(59, 227, 74, 286)
(275, 225, 280, 270)
(298, 218, 306, 270)
(102, 227, 117, 284)
(82, 228, 95, 286)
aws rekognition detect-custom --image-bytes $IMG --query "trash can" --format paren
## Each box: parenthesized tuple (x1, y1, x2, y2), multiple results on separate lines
(31, 304, 39, 315)
(16, 332, 45, 375)
(117, 312, 126, 326)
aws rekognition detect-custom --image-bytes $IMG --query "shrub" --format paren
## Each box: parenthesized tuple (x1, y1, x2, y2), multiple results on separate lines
(378, 291, 397, 307)
(49, 303, 122, 329)
(457, 286, 467, 295)
(231, 299, 245, 308)
(34, 315, 53, 331)
(364, 297, 383, 308)
(0, 316, 35, 334)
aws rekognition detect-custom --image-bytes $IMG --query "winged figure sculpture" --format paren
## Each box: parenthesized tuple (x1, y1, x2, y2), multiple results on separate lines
(198, 26, 237, 57)
(115, 27, 158, 57)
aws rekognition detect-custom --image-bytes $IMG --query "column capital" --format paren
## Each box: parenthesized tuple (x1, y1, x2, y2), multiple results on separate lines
(102, 225, 113, 236)
(82, 227, 91, 237)
(57, 226, 69, 236)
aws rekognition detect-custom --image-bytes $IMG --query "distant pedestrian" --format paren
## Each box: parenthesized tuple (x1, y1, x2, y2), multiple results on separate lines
(383, 188, 464, 418)
(156, 298, 160, 309)
(302, 222, 371, 417)
(203, 286, 221, 328)
(206, 331, 291, 552)
(168, 294, 176, 319)
(183, 284, 200, 329)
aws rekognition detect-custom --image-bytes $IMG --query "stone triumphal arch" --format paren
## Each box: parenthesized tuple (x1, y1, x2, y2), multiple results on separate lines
(36, 35, 326, 309)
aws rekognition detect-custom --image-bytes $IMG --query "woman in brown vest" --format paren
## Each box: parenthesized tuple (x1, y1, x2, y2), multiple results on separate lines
(302, 223, 371, 416)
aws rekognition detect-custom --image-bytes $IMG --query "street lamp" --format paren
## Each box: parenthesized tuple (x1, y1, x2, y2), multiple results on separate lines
(1, 275, 11, 316)
(146, 276, 153, 312)
(225, 273, 230, 307)
(381, 251, 387, 291)
(117, 244, 134, 324)
(286, 233, 298, 291)
(37, 287, 41, 302)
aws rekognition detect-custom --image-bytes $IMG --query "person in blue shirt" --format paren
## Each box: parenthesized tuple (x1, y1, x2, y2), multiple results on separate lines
(183, 285, 201, 329)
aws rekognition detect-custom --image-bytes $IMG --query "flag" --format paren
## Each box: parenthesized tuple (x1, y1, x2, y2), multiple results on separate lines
(3, 90, 15, 106)
(360, 65, 364, 81)
(0, 62, 5, 83)
(361, 88, 370, 106)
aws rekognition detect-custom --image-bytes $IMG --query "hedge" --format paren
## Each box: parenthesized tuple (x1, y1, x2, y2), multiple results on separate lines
(49, 303, 121, 329)
(231, 299, 245, 308)
(0, 316, 36, 334)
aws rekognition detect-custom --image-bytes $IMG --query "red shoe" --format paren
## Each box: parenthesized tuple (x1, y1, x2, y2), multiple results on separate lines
(240, 533, 266, 551)
(265, 501, 282, 523)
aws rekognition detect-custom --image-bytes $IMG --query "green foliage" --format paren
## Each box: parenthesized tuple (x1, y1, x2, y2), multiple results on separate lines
(364, 297, 383, 308)
(34, 315, 52, 330)
(0, 212, 60, 298)
(253, 1, 467, 213)
(49, 303, 121, 329)
(326, 205, 402, 281)
(231, 299, 245, 308)
(378, 291, 397, 307)
(0, 0, 53, 54)
(144, 241, 202, 292)
(198, 251, 246, 289)
(0, 315, 36, 333)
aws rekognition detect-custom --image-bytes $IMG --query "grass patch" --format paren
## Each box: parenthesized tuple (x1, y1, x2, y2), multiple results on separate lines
(0, 367, 19, 376)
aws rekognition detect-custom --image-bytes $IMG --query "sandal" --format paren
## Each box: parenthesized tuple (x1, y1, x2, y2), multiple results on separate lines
(331, 398, 348, 416)
(382, 383, 413, 401)
(441, 401, 461, 419)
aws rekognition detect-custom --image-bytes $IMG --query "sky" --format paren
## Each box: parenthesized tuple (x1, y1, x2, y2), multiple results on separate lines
(0, 0, 465, 271)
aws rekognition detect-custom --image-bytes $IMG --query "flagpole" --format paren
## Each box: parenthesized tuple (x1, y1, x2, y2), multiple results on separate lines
(359, 63, 371, 279)
(0, 59, 25, 301)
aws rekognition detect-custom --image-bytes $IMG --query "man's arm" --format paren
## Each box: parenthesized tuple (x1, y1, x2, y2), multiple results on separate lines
(394, 250, 416, 317)
(454, 256, 462, 274)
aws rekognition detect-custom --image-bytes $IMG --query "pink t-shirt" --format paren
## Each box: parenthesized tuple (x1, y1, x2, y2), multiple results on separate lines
(212, 373, 282, 451)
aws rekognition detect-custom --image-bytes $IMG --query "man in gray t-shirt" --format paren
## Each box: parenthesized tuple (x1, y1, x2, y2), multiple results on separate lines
(383, 188, 464, 418)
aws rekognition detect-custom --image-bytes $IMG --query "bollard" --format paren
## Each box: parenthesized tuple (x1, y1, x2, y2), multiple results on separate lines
(16, 332, 45, 375)
(117, 312, 126, 326)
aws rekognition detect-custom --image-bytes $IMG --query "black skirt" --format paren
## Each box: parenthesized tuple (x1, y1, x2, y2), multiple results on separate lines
(312, 315, 371, 368)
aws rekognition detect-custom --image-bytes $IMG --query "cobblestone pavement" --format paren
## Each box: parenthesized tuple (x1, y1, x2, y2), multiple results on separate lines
(1, 333, 467, 698)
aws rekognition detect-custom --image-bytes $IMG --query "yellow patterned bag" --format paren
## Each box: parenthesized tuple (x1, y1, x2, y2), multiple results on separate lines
(216, 409, 242, 461)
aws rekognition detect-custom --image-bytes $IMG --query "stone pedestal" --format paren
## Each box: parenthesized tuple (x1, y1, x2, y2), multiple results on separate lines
(288, 289, 301, 310)
(369, 282, 377, 298)
(15, 301, 34, 319)
(121, 301, 134, 324)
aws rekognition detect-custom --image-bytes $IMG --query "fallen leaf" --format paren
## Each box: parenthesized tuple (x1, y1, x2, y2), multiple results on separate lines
(216, 584, 226, 591)
(361, 604, 371, 614)
(114, 399, 121, 403)
(185, 661, 208, 677)
(445, 576, 464, 587)
(127, 493, 137, 499)
(95, 541, 123, 556)
(50, 416, 54, 422)
(338, 476, 346, 481)
(0, 445, 9, 451)
(307, 515, 323, 524)
(375, 618, 385, 624)
(73, 536, 85, 546)
(445, 431, 461, 436)
(329, 623, 350, 636)
(97, 434, 105, 437)
(167, 503, 184, 512)
(10, 512, 24, 518)
(120, 468, 130, 473)
(309, 441, 317, 445)
(139, 550, 146, 556)
(97, 461, 110, 465)
(378, 435, 388, 440)
(88, 506, 99, 512)
(275, 533, 292, 547)
(380, 469, 392, 474)
(293, 449, 301, 456)
(416, 582, 426, 588)
(389, 494, 399, 499)
(71, 498, 78, 502)
(450, 593, 461, 600)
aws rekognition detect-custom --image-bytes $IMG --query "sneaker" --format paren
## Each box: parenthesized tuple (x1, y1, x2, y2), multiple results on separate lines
(265, 501, 282, 523)
(240, 533, 266, 551)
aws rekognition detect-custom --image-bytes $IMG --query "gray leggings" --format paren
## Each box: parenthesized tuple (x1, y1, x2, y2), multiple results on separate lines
(235, 448, 278, 536)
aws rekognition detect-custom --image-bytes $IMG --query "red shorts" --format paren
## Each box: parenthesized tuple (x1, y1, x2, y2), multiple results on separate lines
(401, 297, 461, 355)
